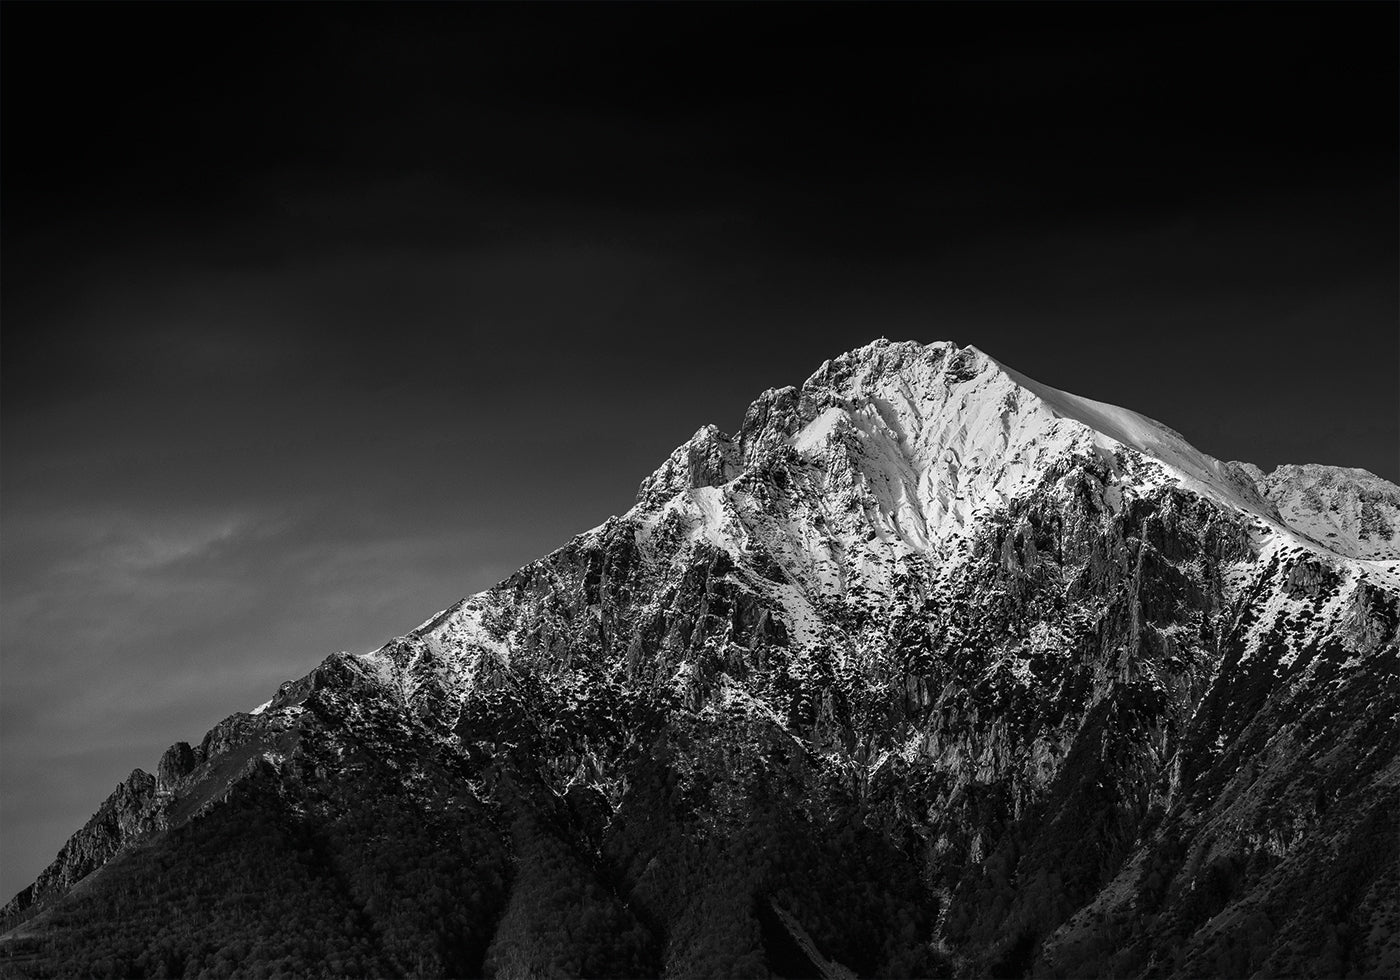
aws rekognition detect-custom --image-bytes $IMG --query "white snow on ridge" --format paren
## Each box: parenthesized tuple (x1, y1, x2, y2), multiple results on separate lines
(782, 340, 1270, 557)
(982, 349, 1277, 522)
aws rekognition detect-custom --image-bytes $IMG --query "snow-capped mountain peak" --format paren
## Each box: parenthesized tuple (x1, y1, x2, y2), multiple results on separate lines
(639, 339, 1280, 552)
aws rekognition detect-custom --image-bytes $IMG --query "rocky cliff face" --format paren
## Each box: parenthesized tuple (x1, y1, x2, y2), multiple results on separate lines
(1, 770, 160, 917)
(4, 340, 1397, 979)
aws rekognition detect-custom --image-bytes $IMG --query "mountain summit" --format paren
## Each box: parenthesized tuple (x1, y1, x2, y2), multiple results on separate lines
(4, 340, 1397, 979)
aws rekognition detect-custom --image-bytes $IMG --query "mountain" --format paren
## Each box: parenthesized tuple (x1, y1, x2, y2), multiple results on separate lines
(3, 339, 1397, 979)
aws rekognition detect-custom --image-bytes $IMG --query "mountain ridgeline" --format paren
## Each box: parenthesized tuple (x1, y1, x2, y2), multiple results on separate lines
(4, 340, 1397, 979)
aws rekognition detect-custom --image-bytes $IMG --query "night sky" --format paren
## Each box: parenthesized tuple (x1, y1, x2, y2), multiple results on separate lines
(2, 3, 1395, 901)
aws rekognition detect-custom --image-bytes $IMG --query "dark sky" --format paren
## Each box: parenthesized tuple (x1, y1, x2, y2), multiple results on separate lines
(1, 3, 1395, 901)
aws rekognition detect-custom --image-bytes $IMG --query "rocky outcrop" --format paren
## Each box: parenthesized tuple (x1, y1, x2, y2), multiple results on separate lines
(155, 742, 198, 794)
(1, 769, 160, 923)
